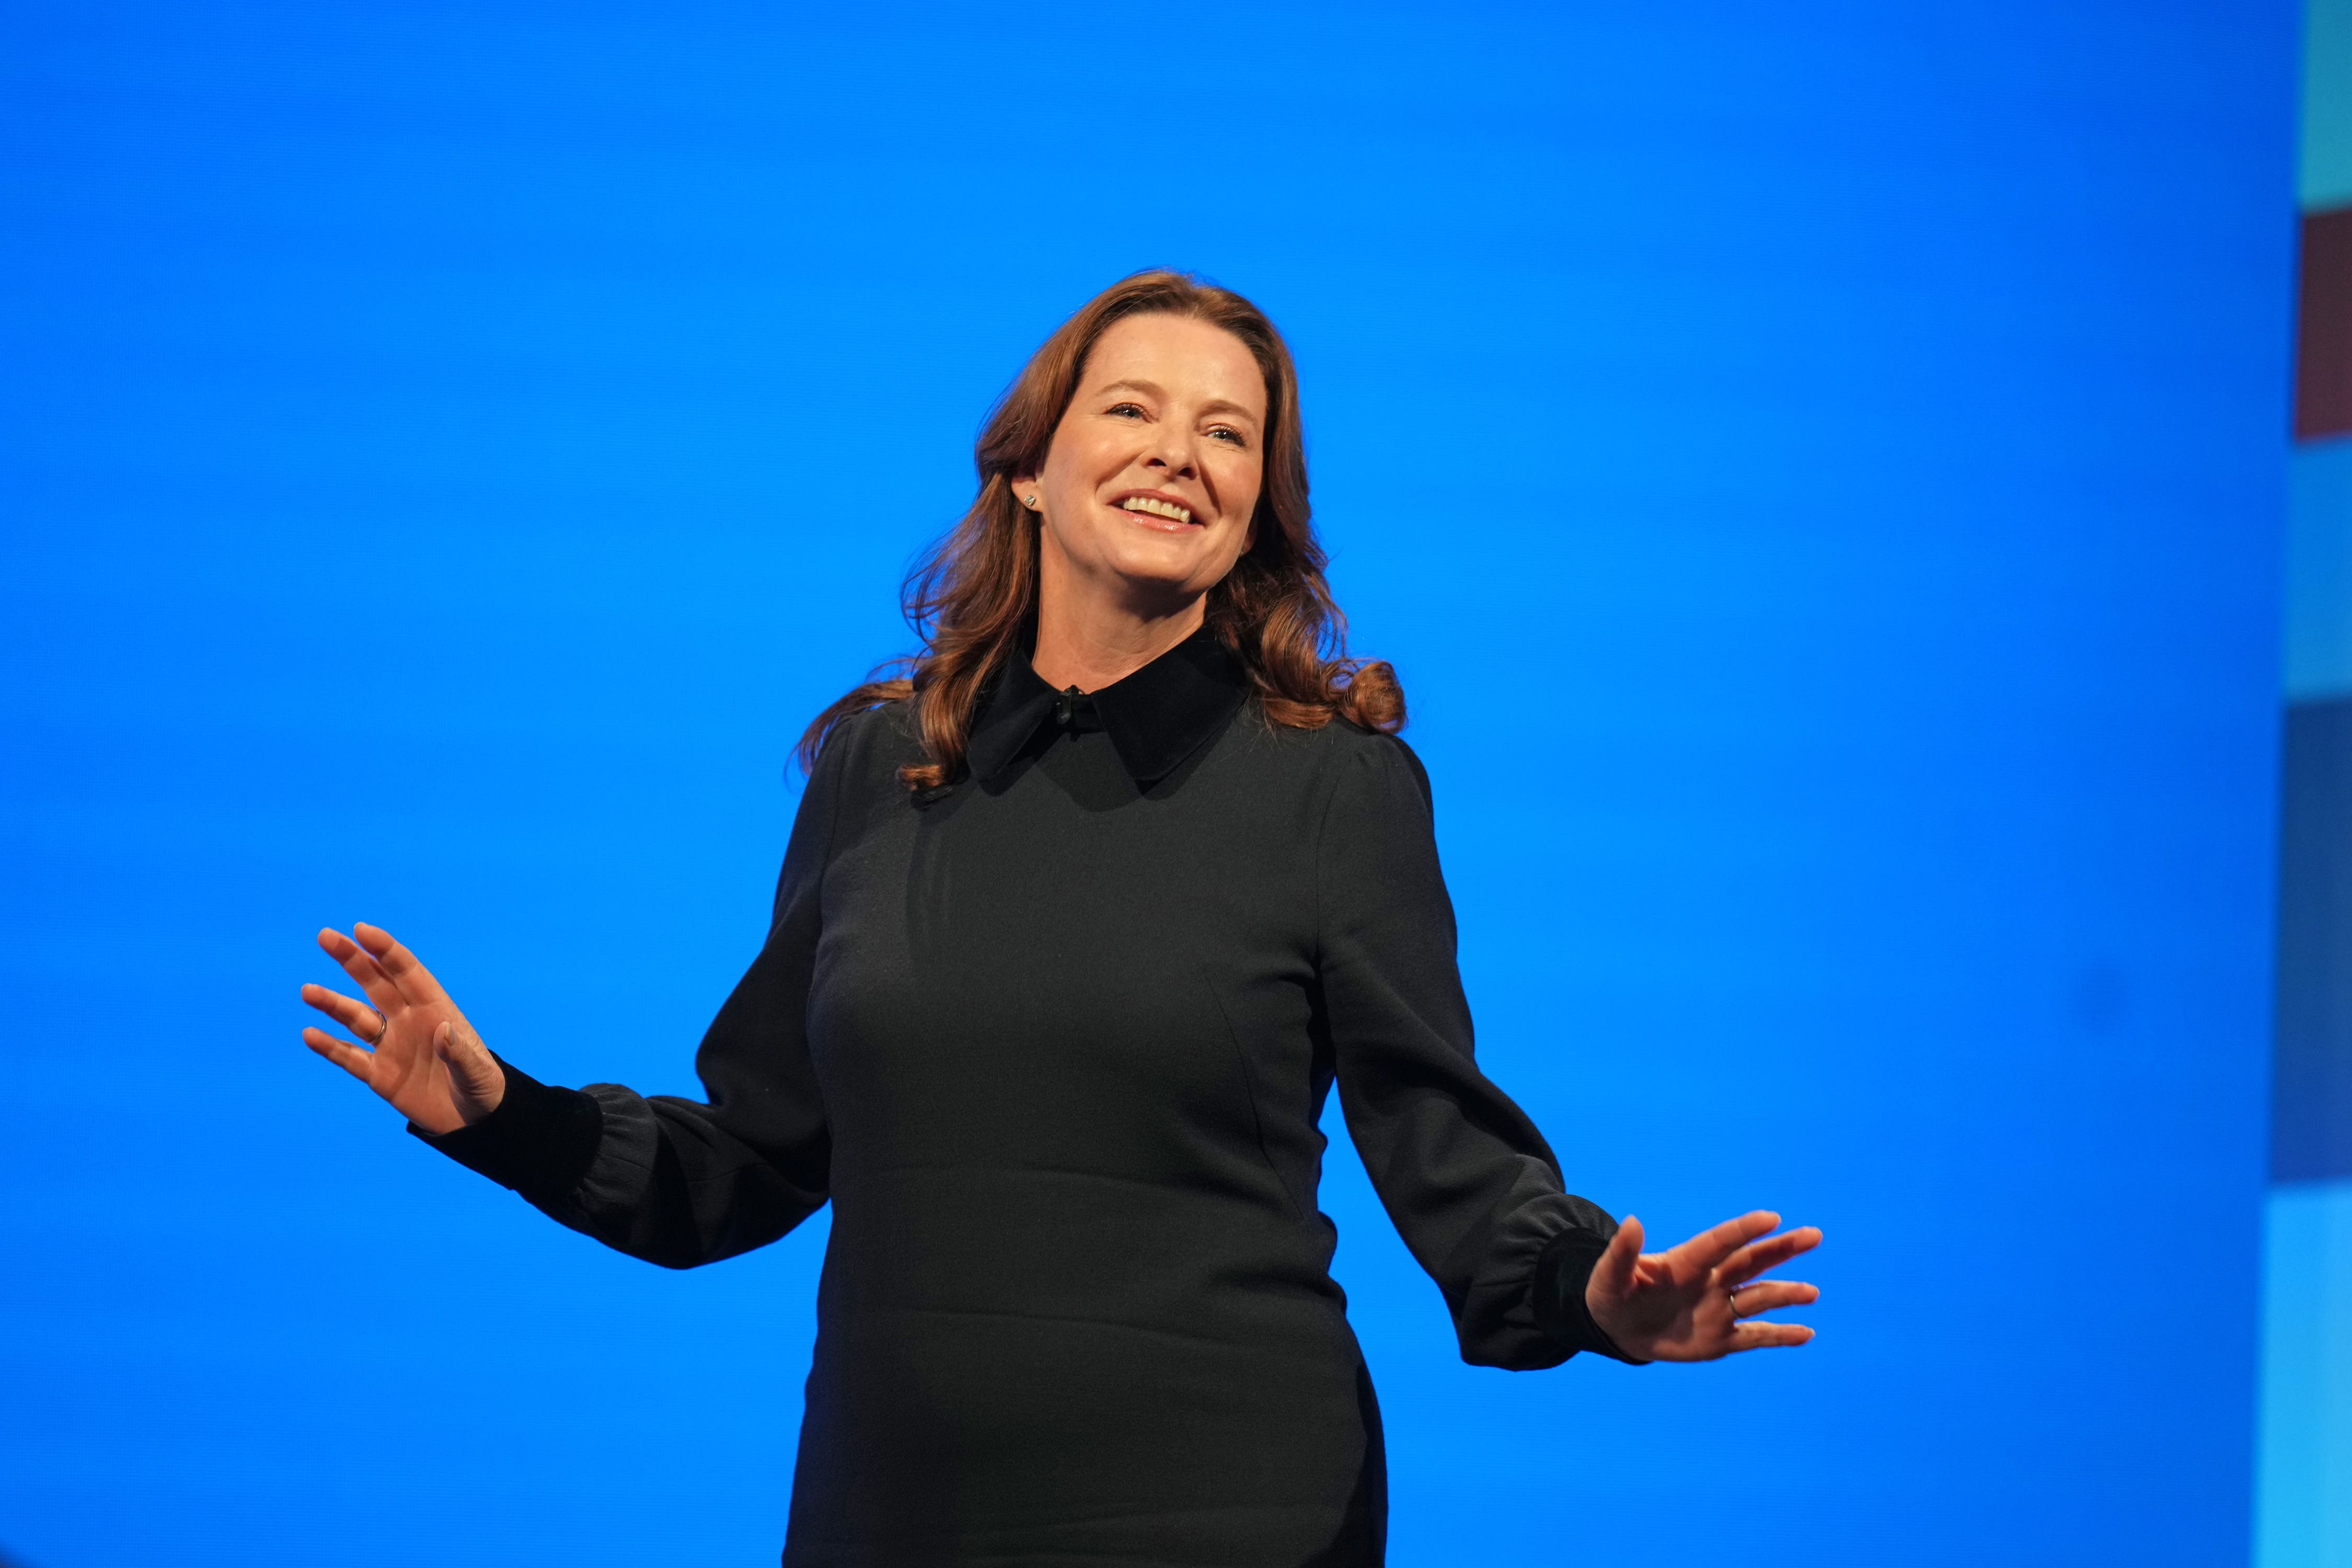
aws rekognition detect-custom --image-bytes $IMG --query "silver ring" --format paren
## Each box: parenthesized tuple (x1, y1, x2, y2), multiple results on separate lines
(368, 1015, 388, 1045)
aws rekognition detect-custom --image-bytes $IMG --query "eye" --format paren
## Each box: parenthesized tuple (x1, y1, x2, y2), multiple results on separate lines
(1208, 425, 1247, 447)
(1106, 402, 1146, 419)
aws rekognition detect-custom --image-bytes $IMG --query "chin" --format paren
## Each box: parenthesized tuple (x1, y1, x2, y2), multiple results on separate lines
(1115, 568, 1229, 609)
(1101, 538, 1223, 590)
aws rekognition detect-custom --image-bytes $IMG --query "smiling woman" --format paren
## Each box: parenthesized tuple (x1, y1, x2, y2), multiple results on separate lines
(298, 270, 1820, 1568)
(800, 273, 1406, 792)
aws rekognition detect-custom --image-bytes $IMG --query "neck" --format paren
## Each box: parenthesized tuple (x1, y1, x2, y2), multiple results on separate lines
(1030, 564, 1206, 693)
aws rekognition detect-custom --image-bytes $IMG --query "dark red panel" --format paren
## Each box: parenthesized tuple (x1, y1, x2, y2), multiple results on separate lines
(2297, 207, 2352, 439)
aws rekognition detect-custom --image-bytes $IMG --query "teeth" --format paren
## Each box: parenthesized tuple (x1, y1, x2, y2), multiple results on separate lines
(1121, 496, 1193, 524)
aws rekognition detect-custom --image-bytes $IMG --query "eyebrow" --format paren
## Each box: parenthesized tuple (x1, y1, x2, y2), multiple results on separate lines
(1097, 379, 1263, 425)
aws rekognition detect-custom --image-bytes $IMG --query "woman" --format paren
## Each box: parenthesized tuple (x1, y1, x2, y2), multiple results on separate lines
(299, 271, 1819, 1566)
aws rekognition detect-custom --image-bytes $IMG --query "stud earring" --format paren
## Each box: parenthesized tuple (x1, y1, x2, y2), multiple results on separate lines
(1026, 495, 1039, 508)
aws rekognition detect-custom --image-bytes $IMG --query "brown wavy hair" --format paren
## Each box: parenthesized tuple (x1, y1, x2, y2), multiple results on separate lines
(798, 269, 1403, 791)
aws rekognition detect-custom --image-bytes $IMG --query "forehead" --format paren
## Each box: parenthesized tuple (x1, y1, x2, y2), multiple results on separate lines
(1083, 314, 1267, 418)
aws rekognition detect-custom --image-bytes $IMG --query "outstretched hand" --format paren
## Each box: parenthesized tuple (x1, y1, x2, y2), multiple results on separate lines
(1584, 1210, 1821, 1363)
(300, 923, 504, 1136)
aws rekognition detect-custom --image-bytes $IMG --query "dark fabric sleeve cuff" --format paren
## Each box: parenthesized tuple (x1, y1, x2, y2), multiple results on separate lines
(1534, 1225, 1650, 1365)
(407, 1054, 604, 1200)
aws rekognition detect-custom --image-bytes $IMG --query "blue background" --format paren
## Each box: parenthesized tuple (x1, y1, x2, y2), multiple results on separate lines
(0, 3, 2300, 1563)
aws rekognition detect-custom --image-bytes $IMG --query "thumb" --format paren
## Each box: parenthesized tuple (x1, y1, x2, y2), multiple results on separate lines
(435, 1020, 505, 1111)
(1589, 1213, 1643, 1305)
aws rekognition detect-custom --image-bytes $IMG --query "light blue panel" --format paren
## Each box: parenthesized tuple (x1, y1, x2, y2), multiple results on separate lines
(2308, 0, 2352, 206)
(2288, 439, 2352, 699)
(2256, 1180, 2352, 1567)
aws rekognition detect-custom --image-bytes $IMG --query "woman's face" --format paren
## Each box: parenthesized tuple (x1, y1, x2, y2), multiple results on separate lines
(1017, 313, 1267, 615)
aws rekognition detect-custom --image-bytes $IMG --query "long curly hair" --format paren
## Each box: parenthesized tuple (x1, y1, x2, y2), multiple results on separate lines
(798, 269, 1403, 791)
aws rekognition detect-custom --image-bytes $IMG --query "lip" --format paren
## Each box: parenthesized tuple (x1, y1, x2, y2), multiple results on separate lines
(1107, 488, 1205, 532)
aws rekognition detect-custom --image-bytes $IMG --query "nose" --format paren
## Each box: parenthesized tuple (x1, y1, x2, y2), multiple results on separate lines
(1143, 428, 1198, 480)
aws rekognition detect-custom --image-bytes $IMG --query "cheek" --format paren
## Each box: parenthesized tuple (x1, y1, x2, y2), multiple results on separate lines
(1047, 427, 1129, 495)
(1216, 454, 1264, 522)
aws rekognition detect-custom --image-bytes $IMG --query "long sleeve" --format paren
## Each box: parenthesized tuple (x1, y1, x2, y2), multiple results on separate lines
(1313, 732, 1638, 1367)
(411, 721, 850, 1269)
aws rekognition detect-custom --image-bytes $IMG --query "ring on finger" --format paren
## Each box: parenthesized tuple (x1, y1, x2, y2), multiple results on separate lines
(368, 1014, 388, 1045)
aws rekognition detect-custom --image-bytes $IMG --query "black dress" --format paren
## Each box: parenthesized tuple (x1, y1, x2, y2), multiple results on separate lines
(422, 631, 1631, 1567)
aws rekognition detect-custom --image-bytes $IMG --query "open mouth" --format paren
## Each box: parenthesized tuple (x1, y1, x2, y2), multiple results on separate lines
(1116, 494, 1196, 526)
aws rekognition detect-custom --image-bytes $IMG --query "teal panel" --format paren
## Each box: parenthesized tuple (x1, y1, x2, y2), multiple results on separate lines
(2255, 1180, 2352, 1568)
(2307, 0, 2352, 207)
(2287, 440, 2352, 698)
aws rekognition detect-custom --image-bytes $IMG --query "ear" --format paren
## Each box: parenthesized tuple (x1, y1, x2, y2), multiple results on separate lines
(1010, 476, 1043, 513)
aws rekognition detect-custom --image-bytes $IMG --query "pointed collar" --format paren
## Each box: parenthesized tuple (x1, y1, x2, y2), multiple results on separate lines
(965, 629, 1248, 789)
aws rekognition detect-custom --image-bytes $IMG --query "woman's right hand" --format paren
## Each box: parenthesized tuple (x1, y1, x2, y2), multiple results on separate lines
(301, 923, 505, 1137)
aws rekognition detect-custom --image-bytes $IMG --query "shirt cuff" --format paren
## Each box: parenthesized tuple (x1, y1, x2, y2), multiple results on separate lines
(1534, 1225, 1649, 1365)
(406, 1054, 605, 1200)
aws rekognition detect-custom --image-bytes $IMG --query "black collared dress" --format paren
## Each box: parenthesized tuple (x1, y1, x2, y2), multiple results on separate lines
(422, 633, 1630, 1567)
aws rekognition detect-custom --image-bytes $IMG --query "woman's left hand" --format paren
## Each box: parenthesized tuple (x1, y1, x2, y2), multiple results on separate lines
(1584, 1210, 1821, 1362)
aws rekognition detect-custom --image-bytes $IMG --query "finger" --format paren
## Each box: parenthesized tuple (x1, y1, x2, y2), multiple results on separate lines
(1730, 1281, 1819, 1319)
(1727, 1320, 1816, 1352)
(299, 982, 387, 1043)
(302, 1025, 376, 1085)
(1589, 1215, 1644, 1304)
(318, 927, 403, 1015)
(352, 923, 452, 1010)
(1669, 1210, 1782, 1276)
(1717, 1226, 1825, 1287)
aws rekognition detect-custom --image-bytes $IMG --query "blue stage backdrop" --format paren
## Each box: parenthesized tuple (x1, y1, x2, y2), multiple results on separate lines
(0, 5, 2297, 1565)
